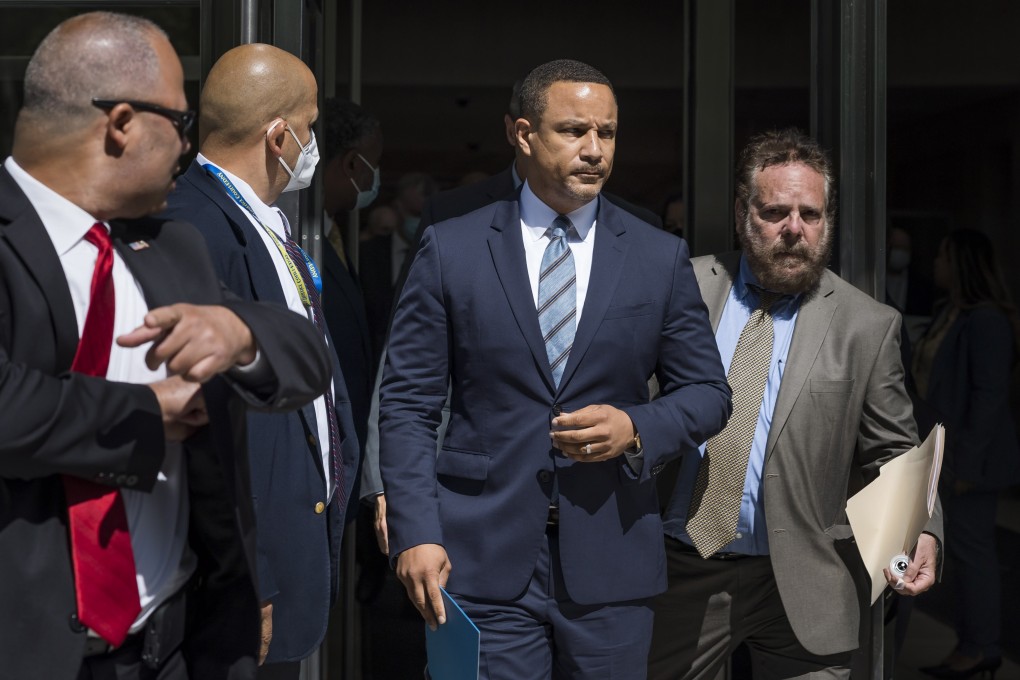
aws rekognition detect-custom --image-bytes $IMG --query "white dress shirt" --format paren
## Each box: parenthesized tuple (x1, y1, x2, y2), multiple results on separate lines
(519, 180, 598, 322)
(196, 153, 335, 500)
(4, 156, 195, 632)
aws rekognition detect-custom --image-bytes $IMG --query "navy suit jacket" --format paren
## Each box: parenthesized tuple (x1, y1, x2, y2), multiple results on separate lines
(379, 194, 730, 605)
(163, 161, 360, 662)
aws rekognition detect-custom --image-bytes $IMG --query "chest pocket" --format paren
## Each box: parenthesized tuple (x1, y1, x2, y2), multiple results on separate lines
(603, 300, 655, 320)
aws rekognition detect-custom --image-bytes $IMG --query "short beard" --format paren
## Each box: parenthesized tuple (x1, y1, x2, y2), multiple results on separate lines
(737, 215, 833, 295)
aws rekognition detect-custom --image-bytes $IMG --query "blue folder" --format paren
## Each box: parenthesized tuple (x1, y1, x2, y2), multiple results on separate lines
(425, 587, 480, 680)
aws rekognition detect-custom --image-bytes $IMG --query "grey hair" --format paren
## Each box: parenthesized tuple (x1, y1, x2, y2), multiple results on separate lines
(22, 12, 166, 127)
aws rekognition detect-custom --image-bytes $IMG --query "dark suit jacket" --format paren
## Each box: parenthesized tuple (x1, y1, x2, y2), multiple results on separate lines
(390, 165, 662, 324)
(692, 251, 944, 656)
(0, 166, 332, 680)
(918, 304, 1020, 489)
(321, 231, 373, 511)
(163, 161, 360, 663)
(379, 195, 730, 605)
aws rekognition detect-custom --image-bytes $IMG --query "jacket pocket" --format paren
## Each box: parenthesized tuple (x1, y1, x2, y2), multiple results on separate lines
(436, 448, 490, 481)
(603, 300, 655, 320)
(810, 379, 854, 393)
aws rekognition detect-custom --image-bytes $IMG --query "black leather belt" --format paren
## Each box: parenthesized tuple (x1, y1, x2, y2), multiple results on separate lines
(81, 581, 188, 669)
(669, 536, 755, 561)
(83, 631, 143, 657)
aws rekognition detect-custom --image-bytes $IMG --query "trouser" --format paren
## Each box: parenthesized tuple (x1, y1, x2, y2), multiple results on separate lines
(648, 537, 852, 680)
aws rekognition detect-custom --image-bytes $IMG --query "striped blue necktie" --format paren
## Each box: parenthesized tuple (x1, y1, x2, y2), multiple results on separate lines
(538, 215, 577, 387)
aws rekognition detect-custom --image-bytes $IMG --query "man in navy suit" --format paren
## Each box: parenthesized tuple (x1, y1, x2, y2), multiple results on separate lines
(379, 59, 731, 679)
(162, 44, 359, 679)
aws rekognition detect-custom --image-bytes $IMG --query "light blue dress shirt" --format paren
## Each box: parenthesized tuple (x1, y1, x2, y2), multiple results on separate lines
(662, 255, 800, 555)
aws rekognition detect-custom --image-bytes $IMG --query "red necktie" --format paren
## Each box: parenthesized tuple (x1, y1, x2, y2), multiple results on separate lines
(62, 223, 141, 646)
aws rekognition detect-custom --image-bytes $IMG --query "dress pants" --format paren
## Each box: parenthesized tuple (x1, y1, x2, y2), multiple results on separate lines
(77, 644, 187, 680)
(944, 488, 1001, 659)
(451, 526, 654, 680)
(648, 537, 851, 680)
(257, 661, 300, 680)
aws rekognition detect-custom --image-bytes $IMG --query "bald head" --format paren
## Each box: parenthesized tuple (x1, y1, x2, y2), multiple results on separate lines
(200, 44, 316, 148)
(19, 12, 165, 135)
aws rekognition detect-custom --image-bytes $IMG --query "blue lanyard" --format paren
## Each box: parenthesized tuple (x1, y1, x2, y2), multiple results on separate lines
(202, 162, 323, 296)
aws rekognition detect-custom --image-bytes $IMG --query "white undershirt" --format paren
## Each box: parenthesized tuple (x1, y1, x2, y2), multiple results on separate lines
(4, 156, 195, 632)
(519, 180, 598, 322)
(196, 154, 335, 500)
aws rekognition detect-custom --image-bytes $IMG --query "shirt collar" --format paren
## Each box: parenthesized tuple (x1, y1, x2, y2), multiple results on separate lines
(735, 253, 800, 309)
(4, 156, 106, 257)
(197, 152, 287, 238)
(511, 161, 524, 190)
(519, 180, 598, 243)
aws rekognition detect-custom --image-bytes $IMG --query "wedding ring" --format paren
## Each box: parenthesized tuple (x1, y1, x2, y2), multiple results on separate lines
(585, 443, 592, 455)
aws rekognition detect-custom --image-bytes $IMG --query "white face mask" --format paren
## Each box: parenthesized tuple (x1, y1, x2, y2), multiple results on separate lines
(272, 122, 319, 192)
(350, 153, 380, 209)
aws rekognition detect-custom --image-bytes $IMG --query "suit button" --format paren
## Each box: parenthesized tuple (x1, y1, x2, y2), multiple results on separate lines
(115, 474, 127, 485)
(314, 502, 325, 514)
(551, 404, 563, 417)
(538, 470, 552, 483)
(308, 434, 318, 448)
(126, 475, 138, 487)
(69, 613, 86, 633)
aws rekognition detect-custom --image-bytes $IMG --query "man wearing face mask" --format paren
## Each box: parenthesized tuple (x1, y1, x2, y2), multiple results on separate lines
(319, 97, 382, 508)
(162, 44, 360, 680)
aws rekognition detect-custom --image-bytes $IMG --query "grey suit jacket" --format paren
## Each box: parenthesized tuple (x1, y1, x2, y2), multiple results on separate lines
(693, 252, 944, 656)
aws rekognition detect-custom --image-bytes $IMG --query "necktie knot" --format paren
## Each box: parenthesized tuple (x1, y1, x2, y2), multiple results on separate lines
(748, 285, 783, 315)
(83, 222, 112, 252)
(548, 215, 573, 242)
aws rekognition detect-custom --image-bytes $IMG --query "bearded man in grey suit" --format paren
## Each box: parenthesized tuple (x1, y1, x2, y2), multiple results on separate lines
(648, 128, 942, 680)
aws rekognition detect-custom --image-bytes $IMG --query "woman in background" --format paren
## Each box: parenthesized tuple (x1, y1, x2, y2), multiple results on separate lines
(915, 229, 1020, 679)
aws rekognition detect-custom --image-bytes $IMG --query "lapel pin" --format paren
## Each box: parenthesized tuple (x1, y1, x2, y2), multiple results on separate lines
(127, 240, 150, 251)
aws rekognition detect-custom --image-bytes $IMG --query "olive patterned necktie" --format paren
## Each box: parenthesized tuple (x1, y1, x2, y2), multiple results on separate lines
(686, 286, 783, 558)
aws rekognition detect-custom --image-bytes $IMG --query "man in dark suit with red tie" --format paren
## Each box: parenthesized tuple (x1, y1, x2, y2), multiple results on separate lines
(0, 12, 331, 680)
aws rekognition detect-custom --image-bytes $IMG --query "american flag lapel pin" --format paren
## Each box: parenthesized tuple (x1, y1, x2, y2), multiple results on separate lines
(127, 240, 150, 251)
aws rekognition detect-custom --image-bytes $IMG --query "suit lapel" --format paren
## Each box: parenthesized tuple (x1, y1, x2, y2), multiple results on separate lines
(183, 162, 287, 306)
(0, 168, 81, 371)
(697, 252, 740, 332)
(487, 199, 555, 392)
(557, 199, 629, 392)
(764, 271, 838, 463)
(110, 219, 182, 310)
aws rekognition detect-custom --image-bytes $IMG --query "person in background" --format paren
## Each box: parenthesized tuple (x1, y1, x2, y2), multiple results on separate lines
(661, 191, 685, 239)
(319, 96, 381, 492)
(915, 229, 1020, 680)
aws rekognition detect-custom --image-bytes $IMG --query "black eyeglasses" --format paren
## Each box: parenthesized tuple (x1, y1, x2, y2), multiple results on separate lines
(91, 98, 196, 139)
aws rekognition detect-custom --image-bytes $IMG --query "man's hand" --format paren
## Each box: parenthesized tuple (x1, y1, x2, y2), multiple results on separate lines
(259, 601, 273, 665)
(550, 404, 637, 462)
(395, 543, 451, 631)
(884, 532, 938, 596)
(117, 304, 256, 382)
(374, 494, 389, 556)
(148, 376, 207, 441)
